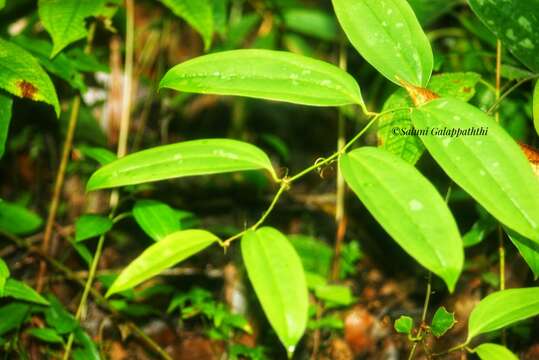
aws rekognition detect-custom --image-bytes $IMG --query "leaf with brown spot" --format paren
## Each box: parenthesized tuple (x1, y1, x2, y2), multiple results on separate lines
(0, 38, 59, 116)
(520, 143, 539, 178)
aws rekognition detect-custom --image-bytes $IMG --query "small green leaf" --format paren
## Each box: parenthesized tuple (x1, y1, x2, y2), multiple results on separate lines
(313, 284, 353, 306)
(2, 279, 49, 305)
(289, 234, 333, 278)
(283, 9, 338, 41)
(38, 0, 109, 57)
(87, 139, 277, 191)
(0, 303, 30, 336)
(332, 0, 433, 87)
(75, 214, 113, 242)
(0, 257, 9, 294)
(506, 229, 539, 280)
(78, 145, 117, 165)
(468, 0, 539, 72)
(394, 315, 414, 334)
(160, 0, 214, 50)
(73, 327, 100, 360)
(159, 49, 364, 107)
(474, 343, 519, 360)
(533, 80, 539, 137)
(133, 200, 181, 241)
(0, 199, 43, 235)
(340, 147, 463, 291)
(241, 227, 308, 356)
(28, 327, 64, 344)
(430, 307, 456, 337)
(0, 38, 59, 116)
(463, 217, 497, 248)
(106, 230, 219, 296)
(45, 296, 78, 334)
(0, 92, 12, 159)
(467, 287, 539, 341)
(411, 98, 539, 243)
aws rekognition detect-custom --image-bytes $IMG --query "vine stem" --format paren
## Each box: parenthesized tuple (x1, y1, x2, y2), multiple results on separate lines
(408, 272, 432, 360)
(36, 23, 97, 293)
(64, 1, 137, 358)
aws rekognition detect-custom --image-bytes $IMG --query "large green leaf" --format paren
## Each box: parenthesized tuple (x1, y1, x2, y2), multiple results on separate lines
(474, 343, 518, 360)
(106, 230, 219, 296)
(0, 92, 12, 159)
(340, 147, 463, 291)
(0, 199, 43, 235)
(38, 0, 107, 57)
(468, 0, 539, 72)
(241, 227, 308, 355)
(534, 80, 539, 137)
(1, 279, 49, 305)
(75, 214, 113, 242)
(159, 49, 364, 107)
(411, 98, 539, 243)
(132, 200, 181, 241)
(160, 0, 214, 50)
(332, 0, 433, 87)
(0, 38, 59, 116)
(378, 72, 481, 164)
(467, 287, 539, 341)
(506, 229, 539, 280)
(87, 139, 277, 191)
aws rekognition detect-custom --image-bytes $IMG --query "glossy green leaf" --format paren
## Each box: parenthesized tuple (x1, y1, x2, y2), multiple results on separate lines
(0, 38, 59, 116)
(411, 98, 539, 243)
(28, 328, 64, 344)
(341, 147, 463, 291)
(506, 229, 539, 280)
(474, 343, 518, 360)
(332, 0, 433, 87)
(0, 303, 30, 336)
(430, 306, 456, 337)
(283, 9, 338, 41)
(2, 279, 49, 305)
(75, 214, 113, 242)
(0, 93, 12, 159)
(533, 80, 539, 137)
(107, 230, 219, 296)
(0, 199, 43, 235)
(378, 72, 481, 164)
(394, 315, 413, 334)
(78, 145, 117, 165)
(468, 0, 539, 72)
(160, 0, 213, 50)
(0, 257, 8, 294)
(467, 287, 539, 341)
(87, 139, 277, 191)
(241, 227, 308, 355)
(38, 0, 108, 57)
(159, 49, 364, 107)
(313, 284, 353, 306)
(45, 296, 78, 334)
(133, 200, 181, 241)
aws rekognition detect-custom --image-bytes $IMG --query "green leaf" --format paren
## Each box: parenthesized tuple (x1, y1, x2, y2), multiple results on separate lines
(160, 0, 214, 50)
(87, 139, 277, 191)
(241, 227, 308, 355)
(38, 0, 107, 57)
(467, 287, 539, 341)
(2, 279, 49, 305)
(474, 343, 518, 360)
(463, 217, 497, 248)
(73, 327, 100, 360)
(430, 306, 456, 337)
(0, 0, 5, 10)
(0, 38, 60, 116)
(0, 257, 9, 294)
(394, 315, 414, 334)
(411, 98, 539, 243)
(313, 284, 354, 306)
(468, 0, 539, 72)
(78, 145, 117, 165)
(332, 0, 433, 87)
(340, 147, 463, 291)
(0, 92, 12, 159)
(28, 327, 64, 344)
(0, 303, 30, 336)
(133, 200, 181, 241)
(75, 214, 113, 242)
(283, 8, 338, 41)
(159, 49, 364, 107)
(45, 296, 78, 334)
(408, 0, 458, 26)
(378, 72, 481, 164)
(506, 229, 539, 280)
(0, 199, 43, 235)
(106, 229, 219, 296)
(289, 234, 333, 278)
(534, 80, 539, 137)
